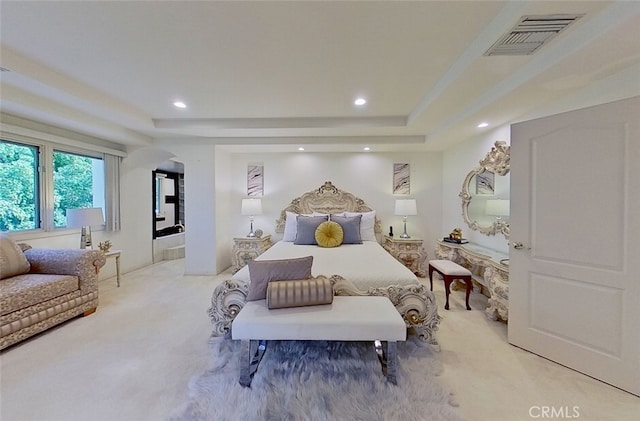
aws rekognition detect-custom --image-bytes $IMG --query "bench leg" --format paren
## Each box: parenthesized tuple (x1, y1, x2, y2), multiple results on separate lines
(428, 265, 435, 291)
(464, 278, 473, 310)
(386, 341, 398, 385)
(443, 276, 453, 310)
(375, 340, 399, 385)
(239, 339, 267, 387)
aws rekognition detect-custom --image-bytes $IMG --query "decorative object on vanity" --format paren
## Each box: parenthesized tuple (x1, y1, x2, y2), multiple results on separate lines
(393, 163, 410, 194)
(253, 229, 263, 238)
(231, 235, 272, 274)
(450, 228, 462, 241)
(435, 240, 509, 322)
(443, 228, 468, 244)
(394, 199, 417, 238)
(240, 198, 262, 237)
(98, 240, 112, 253)
(168, 336, 463, 421)
(459, 140, 510, 238)
(389, 226, 393, 237)
(66, 207, 105, 249)
(383, 235, 427, 277)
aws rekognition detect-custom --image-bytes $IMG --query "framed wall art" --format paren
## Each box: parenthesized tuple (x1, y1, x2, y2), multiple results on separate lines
(247, 164, 264, 197)
(475, 169, 495, 195)
(393, 163, 410, 195)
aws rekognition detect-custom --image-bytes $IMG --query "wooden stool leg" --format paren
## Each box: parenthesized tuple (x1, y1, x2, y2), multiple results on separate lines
(464, 278, 473, 310)
(428, 265, 434, 291)
(443, 276, 452, 310)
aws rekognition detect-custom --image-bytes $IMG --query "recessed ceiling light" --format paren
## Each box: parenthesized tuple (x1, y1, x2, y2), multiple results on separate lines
(363, 147, 371, 151)
(477, 122, 489, 128)
(298, 147, 305, 151)
(354, 98, 367, 106)
(173, 101, 187, 109)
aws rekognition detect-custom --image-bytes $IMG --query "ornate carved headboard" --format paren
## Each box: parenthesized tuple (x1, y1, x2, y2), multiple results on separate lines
(274, 181, 382, 234)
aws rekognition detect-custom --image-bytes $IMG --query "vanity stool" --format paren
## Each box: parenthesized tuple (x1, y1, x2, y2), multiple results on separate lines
(428, 260, 473, 310)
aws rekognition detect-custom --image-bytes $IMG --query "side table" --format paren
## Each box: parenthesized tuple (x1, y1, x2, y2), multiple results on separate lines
(104, 250, 122, 287)
(232, 235, 272, 273)
(383, 235, 427, 277)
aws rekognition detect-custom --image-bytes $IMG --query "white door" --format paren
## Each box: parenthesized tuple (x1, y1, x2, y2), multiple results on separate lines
(509, 96, 640, 396)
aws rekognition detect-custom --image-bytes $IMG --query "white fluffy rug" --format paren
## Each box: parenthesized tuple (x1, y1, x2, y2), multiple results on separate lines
(169, 337, 464, 421)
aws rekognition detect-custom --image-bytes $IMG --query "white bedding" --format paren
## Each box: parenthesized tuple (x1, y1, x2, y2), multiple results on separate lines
(233, 241, 419, 290)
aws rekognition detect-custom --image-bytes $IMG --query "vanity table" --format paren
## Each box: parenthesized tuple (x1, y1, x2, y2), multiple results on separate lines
(435, 241, 509, 322)
(444, 140, 511, 322)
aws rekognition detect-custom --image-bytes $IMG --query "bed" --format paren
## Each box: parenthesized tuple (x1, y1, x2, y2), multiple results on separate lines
(208, 181, 441, 343)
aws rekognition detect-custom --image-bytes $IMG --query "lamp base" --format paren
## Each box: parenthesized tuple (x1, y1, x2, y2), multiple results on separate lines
(80, 226, 93, 249)
(399, 219, 410, 238)
(246, 219, 256, 237)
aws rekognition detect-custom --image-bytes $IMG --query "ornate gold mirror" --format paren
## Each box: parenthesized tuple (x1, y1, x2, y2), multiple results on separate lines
(459, 141, 510, 238)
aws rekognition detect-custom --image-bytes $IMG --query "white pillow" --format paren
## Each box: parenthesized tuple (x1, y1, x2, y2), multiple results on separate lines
(345, 210, 376, 241)
(283, 211, 299, 241)
(283, 211, 320, 241)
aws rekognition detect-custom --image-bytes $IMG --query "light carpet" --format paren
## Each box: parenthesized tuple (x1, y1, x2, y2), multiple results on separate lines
(169, 336, 464, 421)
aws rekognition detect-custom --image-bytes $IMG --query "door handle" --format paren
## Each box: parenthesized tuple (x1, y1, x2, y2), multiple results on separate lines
(511, 241, 530, 250)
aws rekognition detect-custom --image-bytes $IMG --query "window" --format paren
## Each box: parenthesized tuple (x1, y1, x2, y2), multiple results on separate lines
(0, 139, 105, 232)
(0, 141, 40, 230)
(53, 150, 104, 227)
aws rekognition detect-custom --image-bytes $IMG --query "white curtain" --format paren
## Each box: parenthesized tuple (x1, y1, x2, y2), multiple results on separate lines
(104, 153, 122, 231)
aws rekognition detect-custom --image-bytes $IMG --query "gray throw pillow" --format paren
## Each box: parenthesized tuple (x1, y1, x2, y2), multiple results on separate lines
(246, 256, 314, 301)
(330, 214, 363, 244)
(294, 215, 328, 245)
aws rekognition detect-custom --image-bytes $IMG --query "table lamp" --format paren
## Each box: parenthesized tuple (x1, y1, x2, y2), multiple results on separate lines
(394, 199, 417, 238)
(241, 198, 262, 237)
(66, 207, 105, 249)
(485, 199, 510, 222)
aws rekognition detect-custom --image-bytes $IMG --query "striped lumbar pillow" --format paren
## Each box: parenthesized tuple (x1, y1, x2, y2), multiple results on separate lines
(266, 276, 334, 309)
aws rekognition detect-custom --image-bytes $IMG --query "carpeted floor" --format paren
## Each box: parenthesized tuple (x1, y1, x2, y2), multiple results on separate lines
(169, 337, 464, 421)
(1, 259, 638, 420)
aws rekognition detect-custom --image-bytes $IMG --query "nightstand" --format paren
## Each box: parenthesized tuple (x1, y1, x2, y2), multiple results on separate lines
(383, 235, 427, 277)
(232, 235, 272, 273)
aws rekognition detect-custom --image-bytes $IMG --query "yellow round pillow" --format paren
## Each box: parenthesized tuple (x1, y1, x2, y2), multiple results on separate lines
(315, 221, 344, 248)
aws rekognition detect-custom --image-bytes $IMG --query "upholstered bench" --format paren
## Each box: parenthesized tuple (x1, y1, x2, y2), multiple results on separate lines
(232, 296, 406, 387)
(428, 259, 473, 311)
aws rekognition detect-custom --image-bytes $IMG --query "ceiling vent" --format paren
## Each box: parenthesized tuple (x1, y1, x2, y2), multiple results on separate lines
(485, 14, 583, 56)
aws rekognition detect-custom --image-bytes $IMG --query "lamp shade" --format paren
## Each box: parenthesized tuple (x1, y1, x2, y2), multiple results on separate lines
(485, 199, 510, 217)
(66, 207, 105, 228)
(241, 198, 262, 216)
(394, 199, 417, 216)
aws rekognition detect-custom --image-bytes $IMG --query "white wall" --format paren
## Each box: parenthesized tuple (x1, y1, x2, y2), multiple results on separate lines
(442, 125, 511, 253)
(214, 148, 232, 274)
(227, 151, 443, 261)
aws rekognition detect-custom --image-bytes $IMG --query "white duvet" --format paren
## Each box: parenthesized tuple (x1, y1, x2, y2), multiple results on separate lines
(233, 240, 419, 290)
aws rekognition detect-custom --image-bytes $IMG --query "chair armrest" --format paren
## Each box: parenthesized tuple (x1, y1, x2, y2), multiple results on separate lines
(24, 249, 106, 291)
